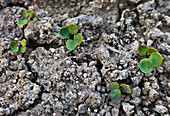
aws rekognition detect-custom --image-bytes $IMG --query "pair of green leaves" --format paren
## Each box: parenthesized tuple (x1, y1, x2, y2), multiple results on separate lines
(17, 9, 35, 26)
(109, 82, 131, 99)
(138, 45, 162, 73)
(9, 39, 27, 53)
(59, 24, 83, 50)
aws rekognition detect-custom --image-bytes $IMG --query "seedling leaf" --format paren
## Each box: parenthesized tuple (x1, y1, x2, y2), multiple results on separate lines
(110, 89, 121, 99)
(146, 48, 157, 56)
(139, 58, 153, 73)
(27, 9, 35, 18)
(66, 39, 77, 50)
(21, 9, 29, 18)
(17, 19, 28, 26)
(20, 46, 26, 53)
(120, 84, 131, 93)
(67, 24, 78, 35)
(9, 41, 19, 52)
(21, 39, 26, 46)
(59, 26, 70, 38)
(12, 47, 19, 52)
(150, 52, 162, 66)
(74, 33, 83, 45)
(138, 45, 148, 56)
(109, 82, 119, 90)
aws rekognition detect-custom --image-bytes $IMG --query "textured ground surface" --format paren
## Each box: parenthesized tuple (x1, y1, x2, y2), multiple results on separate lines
(0, 0, 170, 116)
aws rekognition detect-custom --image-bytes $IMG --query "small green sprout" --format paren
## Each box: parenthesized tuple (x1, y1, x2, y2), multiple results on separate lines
(67, 24, 78, 35)
(9, 41, 19, 52)
(59, 26, 70, 38)
(120, 84, 131, 93)
(9, 39, 27, 53)
(110, 89, 121, 99)
(74, 33, 83, 45)
(109, 82, 119, 90)
(66, 39, 77, 50)
(138, 45, 148, 56)
(17, 9, 35, 26)
(20, 39, 27, 53)
(109, 82, 131, 99)
(59, 24, 83, 51)
(138, 45, 162, 73)
(139, 58, 153, 73)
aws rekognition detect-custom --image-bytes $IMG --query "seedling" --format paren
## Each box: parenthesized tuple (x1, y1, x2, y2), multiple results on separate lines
(138, 45, 162, 73)
(9, 39, 27, 53)
(9, 41, 19, 52)
(120, 84, 131, 93)
(17, 9, 35, 26)
(20, 39, 27, 53)
(109, 82, 131, 99)
(59, 24, 83, 50)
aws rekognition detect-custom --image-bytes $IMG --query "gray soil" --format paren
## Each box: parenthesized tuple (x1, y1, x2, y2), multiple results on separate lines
(0, 0, 170, 116)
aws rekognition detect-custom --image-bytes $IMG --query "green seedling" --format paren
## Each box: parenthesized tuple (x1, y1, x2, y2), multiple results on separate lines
(110, 89, 121, 99)
(109, 82, 119, 90)
(74, 33, 83, 45)
(59, 24, 83, 51)
(17, 9, 35, 26)
(138, 45, 162, 73)
(120, 84, 131, 93)
(67, 24, 78, 35)
(139, 58, 153, 73)
(59, 26, 70, 38)
(109, 82, 131, 99)
(9, 39, 27, 53)
(66, 39, 77, 50)
(9, 41, 19, 52)
(20, 39, 27, 53)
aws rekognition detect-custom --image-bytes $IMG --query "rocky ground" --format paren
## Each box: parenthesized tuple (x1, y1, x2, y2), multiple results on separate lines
(0, 0, 170, 116)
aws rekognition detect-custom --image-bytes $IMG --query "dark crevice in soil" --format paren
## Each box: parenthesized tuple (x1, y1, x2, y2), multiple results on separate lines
(95, 60, 108, 95)
(9, 54, 44, 115)
(0, 69, 5, 78)
(27, 85, 44, 110)
(156, 73, 168, 94)
(133, 8, 142, 28)
(27, 39, 62, 52)
(116, 0, 121, 22)
(70, 53, 93, 66)
(136, 54, 144, 62)
(11, 84, 44, 116)
(118, 104, 126, 115)
(95, 60, 103, 77)
(0, 3, 28, 10)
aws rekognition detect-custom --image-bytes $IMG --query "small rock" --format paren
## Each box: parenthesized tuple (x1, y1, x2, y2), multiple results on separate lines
(131, 86, 141, 98)
(149, 89, 159, 102)
(122, 102, 134, 116)
(78, 104, 87, 114)
(131, 76, 142, 86)
(164, 15, 170, 26)
(86, 92, 102, 108)
(94, 109, 98, 112)
(4, 108, 10, 115)
(154, 105, 168, 114)
(0, 108, 4, 116)
(111, 108, 119, 116)
(105, 112, 111, 116)
(147, 39, 153, 46)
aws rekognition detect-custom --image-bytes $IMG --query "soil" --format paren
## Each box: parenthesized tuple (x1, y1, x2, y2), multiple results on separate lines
(0, 0, 169, 116)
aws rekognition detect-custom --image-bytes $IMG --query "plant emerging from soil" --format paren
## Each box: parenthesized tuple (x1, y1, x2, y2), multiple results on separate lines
(109, 82, 131, 99)
(9, 39, 27, 53)
(17, 9, 35, 26)
(59, 24, 83, 50)
(138, 45, 162, 73)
